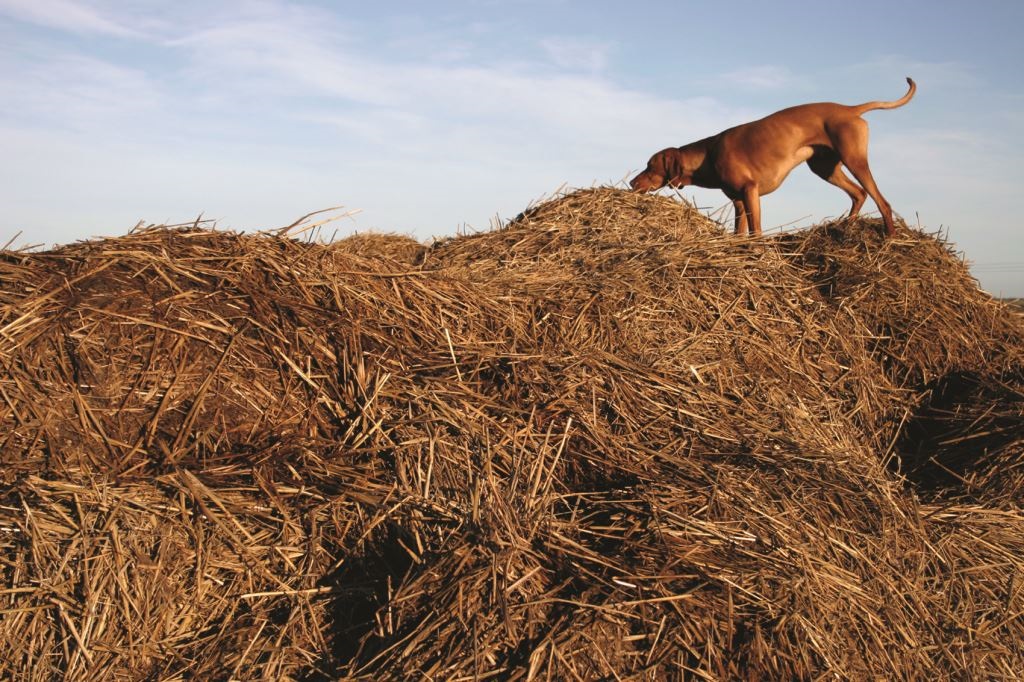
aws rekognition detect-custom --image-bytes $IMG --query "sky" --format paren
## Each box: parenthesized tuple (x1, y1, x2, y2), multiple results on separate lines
(1, 1, 1022, 295)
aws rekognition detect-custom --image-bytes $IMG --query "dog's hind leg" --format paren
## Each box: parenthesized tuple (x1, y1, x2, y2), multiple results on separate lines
(807, 146, 867, 219)
(832, 120, 896, 235)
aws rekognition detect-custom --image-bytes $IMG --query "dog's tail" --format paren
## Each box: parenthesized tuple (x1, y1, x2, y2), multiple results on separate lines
(854, 77, 916, 114)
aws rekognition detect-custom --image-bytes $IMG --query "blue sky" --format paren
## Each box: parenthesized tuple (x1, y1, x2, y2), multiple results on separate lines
(2, 0, 1022, 294)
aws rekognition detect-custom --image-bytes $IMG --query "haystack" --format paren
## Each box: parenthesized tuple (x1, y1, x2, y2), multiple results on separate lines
(1, 188, 1023, 680)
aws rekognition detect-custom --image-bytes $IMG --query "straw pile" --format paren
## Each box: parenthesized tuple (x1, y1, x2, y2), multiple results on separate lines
(2, 187, 1023, 680)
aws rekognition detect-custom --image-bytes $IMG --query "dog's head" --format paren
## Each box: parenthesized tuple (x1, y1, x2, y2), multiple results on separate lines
(630, 148, 690, 192)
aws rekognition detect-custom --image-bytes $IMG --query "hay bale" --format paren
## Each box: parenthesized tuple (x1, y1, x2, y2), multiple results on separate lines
(785, 219, 1024, 386)
(784, 219, 1024, 500)
(336, 231, 427, 266)
(2, 189, 1023, 680)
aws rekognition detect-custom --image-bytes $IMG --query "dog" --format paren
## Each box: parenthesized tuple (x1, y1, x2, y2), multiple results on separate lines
(630, 78, 915, 237)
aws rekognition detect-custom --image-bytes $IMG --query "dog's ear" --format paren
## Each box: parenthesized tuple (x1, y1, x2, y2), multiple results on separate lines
(648, 152, 667, 175)
(662, 150, 692, 188)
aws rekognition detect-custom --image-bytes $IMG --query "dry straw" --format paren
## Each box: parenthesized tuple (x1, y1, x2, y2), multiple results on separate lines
(1, 188, 1023, 680)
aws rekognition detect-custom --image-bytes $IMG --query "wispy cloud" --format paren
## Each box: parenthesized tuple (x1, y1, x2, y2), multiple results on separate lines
(844, 56, 981, 90)
(2, 0, 738, 157)
(717, 65, 808, 91)
(874, 128, 1013, 195)
(162, 5, 736, 156)
(0, 0, 141, 37)
(0, 35, 163, 132)
(540, 37, 611, 73)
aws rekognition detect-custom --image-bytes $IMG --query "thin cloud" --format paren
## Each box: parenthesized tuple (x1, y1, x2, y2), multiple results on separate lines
(165, 7, 737, 154)
(717, 65, 808, 91)
(845, 56, 981, 90)
(0, 0, 141, 37)
(0, 49, 162, 129)
(1, 0, 740, 156)
(540, 37, 612, 73)
(873, 128, 1013, 195)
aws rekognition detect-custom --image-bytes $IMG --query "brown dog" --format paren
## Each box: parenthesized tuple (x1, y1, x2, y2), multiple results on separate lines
(630, 78, 915, 236)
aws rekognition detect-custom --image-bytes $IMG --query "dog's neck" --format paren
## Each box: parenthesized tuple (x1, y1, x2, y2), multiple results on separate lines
(674, 138, 718, 189)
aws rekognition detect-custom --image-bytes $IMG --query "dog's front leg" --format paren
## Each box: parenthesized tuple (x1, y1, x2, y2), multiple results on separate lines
(733, 199, 749, 236)
(742, 186, 762, 236)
